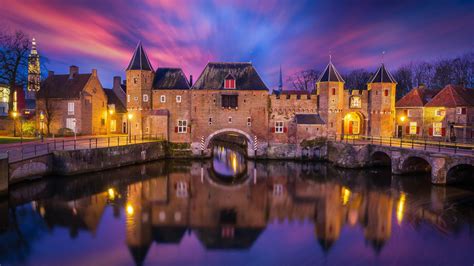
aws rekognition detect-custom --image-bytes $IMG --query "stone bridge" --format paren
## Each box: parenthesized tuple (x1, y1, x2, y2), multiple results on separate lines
(328, 142, 474, 185)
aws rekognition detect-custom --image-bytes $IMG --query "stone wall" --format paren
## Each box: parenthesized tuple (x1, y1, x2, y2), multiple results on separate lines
(8, 154, 53, 184)
(0, 153, 8, 196)
(53, 141, 166, 175)
(326, 141, 370, 168)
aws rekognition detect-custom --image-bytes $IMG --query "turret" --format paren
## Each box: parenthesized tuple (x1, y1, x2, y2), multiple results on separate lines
(367, 64, 397, 137)
(27, 37, 41, 100)
(316, 57, 345, 137)
(125, 41, 154, 136)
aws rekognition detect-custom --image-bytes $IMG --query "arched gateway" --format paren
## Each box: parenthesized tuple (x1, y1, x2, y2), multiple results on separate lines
(202, 128, 256, 158)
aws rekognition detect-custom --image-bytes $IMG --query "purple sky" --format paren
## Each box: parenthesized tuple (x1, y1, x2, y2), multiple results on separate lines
(1, 0, 473, 89)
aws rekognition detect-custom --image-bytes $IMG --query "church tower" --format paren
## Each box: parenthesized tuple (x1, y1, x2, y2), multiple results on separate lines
(126, 41, 154, 137)
(316, 58, 345, 137)
(367, 64, 397, 137)
(27, 37, 40, 100)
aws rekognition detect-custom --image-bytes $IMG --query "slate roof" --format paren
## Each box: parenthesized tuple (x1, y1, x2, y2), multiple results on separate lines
(37, 74, 92, 99)
(192, 62, 268, 90)
(104, 89, 127, 113)
(369, 64, 397, 83)
(396, 86, 441, 107)
(295, 114, 325, 125)
(317, 62, 345, 83)
(425, 84, 474, 107)
(153, 68, 190, 90)
(126, 42, 154, 71)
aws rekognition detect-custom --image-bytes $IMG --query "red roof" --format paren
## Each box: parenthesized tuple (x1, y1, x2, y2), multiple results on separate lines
(396, 86, 440, 107)
(425, 84, 474, 107)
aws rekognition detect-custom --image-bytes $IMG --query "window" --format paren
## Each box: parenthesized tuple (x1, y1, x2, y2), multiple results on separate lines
(208, 117, 212, 125)
(384, 89, 389, 96)
(332, 88, 336, 95)
(247, 117, 251, 126)
(66, 118, 76, 132)
(143, 94, 148, 102)
(432, 122, 443, 136)
(350, 96, 361, 108)
(133, 77, 138, 84)
(275, 121, 284, 133)
(177, 120, 187, 133)
(160, 95, 166, 103)
(228, 117, 232, 123)
(273, 184, 284, 196)
(456, 107, 467, 114)
(68, 102, 74, 115)
(409, 122, 417, 135)
(110, 120, 116, 132)
(407, 109, 413, 117)
(134, 96, 138, 101)
(176, 95, 182, 103)
(435, 109, 444, 116)
(176, 181, 188, 198)
(224, 78, 236, 89)
(127, 95, 130, 102)
(222, 95, 238, 108)
(101, 118, 105, 126)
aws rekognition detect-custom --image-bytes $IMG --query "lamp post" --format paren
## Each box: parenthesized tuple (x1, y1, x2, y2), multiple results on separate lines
(39, 112, 45, 136)
(11, 111, 18, 137)
(127, 113, 133, 143)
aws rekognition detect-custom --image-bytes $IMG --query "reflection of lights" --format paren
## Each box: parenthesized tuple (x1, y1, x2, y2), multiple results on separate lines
(396, 193, 407, 225)
(108, 188, 115, 201)
(39, 206, 45, 217)
(126, 203, 134, 215)
(231, 154, 237, 173)
(342, 187, 351, 205)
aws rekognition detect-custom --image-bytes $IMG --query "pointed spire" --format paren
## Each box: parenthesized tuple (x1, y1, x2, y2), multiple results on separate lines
(317, 57, 345, 83)
(278, 65, 283, 92)
(368, 64, 397, 84)
(126, 41, 154, 71)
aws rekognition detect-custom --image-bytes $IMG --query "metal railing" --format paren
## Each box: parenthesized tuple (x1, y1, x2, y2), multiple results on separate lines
(4, 134, 164, 163)
(329, 134, 474, 156)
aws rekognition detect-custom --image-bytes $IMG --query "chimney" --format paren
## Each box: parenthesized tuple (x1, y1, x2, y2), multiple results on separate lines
(91, 69, 97, 77)
(189, 75, 193, 86)
(113, 76, 122, 90)
(48, 70, 55, 77)
(69, 65, 79, 79)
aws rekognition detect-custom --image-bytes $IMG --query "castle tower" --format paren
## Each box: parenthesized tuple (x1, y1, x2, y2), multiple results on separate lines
(126, 42, 154, 137)
(316, 58, 345, 137)
(367, 64, 397, 137)
(27, 37, 40, 100)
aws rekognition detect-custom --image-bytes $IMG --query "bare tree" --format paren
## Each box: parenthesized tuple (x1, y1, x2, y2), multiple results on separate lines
(0, 30, 30, 111)
(286, 69, 321, 92)
(393, 65, 413, 99)
(342, 69, 372, 90)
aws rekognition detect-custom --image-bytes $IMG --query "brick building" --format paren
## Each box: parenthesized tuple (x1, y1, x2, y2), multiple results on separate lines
(125, 43, 398, 156)
(36, 66, 108, 135)
(396, 84, 474, 142)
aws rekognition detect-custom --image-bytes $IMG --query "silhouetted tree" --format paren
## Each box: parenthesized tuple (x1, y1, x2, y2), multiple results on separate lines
(342, 69, 372, 90)
(287, 69, 321, 92)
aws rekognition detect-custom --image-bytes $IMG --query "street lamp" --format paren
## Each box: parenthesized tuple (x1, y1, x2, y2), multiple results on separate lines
(127, 113, 133, 142)
(399, 115, 406, 122)
(11, 111, 18, 137)
(39, 112, 45, 136)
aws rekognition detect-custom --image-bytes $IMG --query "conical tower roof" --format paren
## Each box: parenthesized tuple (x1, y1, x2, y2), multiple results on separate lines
(126, 41, 154, 71)
(369, 64, 396, 83)
(317, 61, 345, 83)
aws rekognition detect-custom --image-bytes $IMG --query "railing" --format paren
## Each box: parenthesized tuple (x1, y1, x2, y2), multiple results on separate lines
(3, 134, 164, 163)
(328, 134, 474, 156)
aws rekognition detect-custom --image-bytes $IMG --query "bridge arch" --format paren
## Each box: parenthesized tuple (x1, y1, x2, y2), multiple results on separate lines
(203, 128, 255, 157)
(401, 156, 432, 174)
(370, 151, 391, 167)
(446, 164, 474, 184)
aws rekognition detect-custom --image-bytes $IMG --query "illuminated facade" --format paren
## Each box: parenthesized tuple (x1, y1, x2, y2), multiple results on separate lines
(27, 38, 41, 100)
(0, 84, 10, 116)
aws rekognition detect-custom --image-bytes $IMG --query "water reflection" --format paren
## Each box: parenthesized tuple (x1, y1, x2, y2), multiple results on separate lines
(212, 145, 247, 183)
(1, 156, 474, 265)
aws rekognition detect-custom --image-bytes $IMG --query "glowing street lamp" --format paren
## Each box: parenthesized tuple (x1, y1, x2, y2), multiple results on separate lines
(39, 112, 45, 135)
(11, 111, 18, 137)
(399, 115, 406, 123)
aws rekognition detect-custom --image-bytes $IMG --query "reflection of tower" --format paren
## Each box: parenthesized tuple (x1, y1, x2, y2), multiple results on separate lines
(364, 191, 393, 254)
(314, 184, 343, 252)
(126, 182, 152, 266)
(27, 37, 41, 100)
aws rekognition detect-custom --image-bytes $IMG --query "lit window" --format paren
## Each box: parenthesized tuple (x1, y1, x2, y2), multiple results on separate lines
(433, 122, 442, 136)
(160, 95, 166, 103)
(456, 107, 466, 114)
(407, 109, 413, 117)
(275, 121, 284, 133)
(127, 95, 130, 103)
(247, 117, 251, 126)
(176, 95, 182, 103)
(435, 109, 444, 116)
(409, 122, 417, 135)
(68, 102, 74, 115)
(143, 94, 148, 102)
(177, 120, 187, 133)
(350, 96, 361, 108)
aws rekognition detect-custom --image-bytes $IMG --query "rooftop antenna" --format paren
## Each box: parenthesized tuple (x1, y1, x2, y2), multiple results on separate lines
(329, 51, 332, 63)
(382, 51, 386, 64)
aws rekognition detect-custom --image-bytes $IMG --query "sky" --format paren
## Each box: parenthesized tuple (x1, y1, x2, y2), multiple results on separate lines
(1, 0, 473, 89)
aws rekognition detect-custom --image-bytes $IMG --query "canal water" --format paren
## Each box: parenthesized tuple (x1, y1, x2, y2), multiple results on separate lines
(1, 145, 474, 266)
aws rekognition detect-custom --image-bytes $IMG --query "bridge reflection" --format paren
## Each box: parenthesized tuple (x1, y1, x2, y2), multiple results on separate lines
(2, 158, 474, 265)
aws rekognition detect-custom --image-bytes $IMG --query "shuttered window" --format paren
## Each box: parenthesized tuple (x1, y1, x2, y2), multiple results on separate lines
(222, 95, 238, 108)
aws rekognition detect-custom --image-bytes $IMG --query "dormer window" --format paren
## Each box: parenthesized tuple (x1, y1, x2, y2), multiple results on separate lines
(224, 74, 236, 89)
